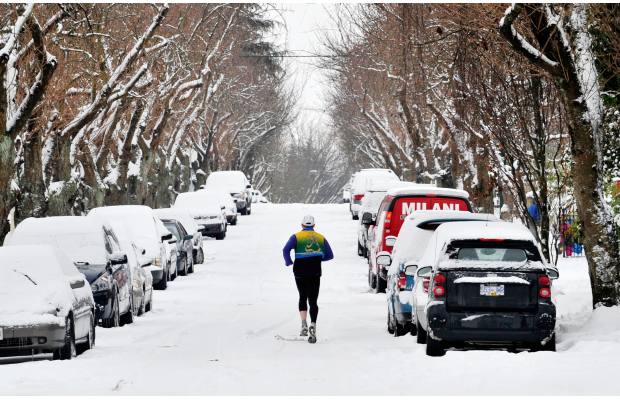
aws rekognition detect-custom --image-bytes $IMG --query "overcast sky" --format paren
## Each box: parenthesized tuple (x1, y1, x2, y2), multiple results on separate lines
(269, 4, 338, 133)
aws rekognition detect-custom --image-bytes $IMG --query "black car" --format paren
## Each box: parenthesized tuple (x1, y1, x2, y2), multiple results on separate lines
(163, 219, 195, 276)
(415, 221, 559, 357)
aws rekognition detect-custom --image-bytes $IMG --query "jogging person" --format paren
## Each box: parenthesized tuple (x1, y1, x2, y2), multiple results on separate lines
(282, 215, 334, 343)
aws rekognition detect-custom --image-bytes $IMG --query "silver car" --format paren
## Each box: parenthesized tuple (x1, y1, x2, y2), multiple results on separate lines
(0, 245, 95, 361)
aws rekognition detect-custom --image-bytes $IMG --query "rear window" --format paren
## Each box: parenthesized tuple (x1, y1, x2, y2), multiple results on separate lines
(457, 248, 527, 262)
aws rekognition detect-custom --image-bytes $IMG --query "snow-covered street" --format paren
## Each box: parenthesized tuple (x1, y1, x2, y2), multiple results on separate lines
(1, 203, 619, 395)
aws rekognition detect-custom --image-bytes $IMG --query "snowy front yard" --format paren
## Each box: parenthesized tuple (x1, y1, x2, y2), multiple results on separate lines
(0, 203, 618, 395)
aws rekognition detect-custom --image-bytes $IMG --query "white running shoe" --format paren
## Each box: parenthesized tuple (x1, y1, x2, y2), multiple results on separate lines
(308, 324, 316, 344)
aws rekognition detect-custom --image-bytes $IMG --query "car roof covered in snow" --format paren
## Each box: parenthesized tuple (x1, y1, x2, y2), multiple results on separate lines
(7, 216, 110, 265)
(405, 210, 497, 224)
(89, 204, 154, 216)
(154, 207, 199, 233)
(434, 220, 535, 244)
(386, 185, 470, 199)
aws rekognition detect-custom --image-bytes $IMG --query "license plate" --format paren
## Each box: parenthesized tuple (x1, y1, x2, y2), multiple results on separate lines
(480, 284, 505, 296)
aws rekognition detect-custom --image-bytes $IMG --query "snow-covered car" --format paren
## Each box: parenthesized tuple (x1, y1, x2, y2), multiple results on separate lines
(377, 211, 498, 337)
(88, 205, 171, 290)
(154, 208, 204, 264)
(174, 191, 227, 240)
(199, 188, 238, 225)
(107, 220, 154, 315)
(252, 189, 269, 203)
(203, 170, 253, 215)
(0, 245, 95, 360)
(162, 219, 194, 276)
(367, 185, 472, 293)
(349, 169, 400, 219)
(155, 218, 179, 281)
(7, 216, 134, 328)
(412, 221, 558, 356)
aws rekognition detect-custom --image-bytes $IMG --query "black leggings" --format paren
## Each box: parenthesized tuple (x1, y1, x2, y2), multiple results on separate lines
(295, 276, 321, 323)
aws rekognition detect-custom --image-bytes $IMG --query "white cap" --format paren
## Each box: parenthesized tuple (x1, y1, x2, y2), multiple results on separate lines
(302, 215, 315, 227)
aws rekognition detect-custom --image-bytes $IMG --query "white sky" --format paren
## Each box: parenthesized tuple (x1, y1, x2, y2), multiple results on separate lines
(268, 4, 338, 132)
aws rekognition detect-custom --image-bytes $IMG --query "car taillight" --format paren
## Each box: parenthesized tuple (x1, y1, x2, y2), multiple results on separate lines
(354, 194, 364, 201)
(398, 272, 407, 290)
(432, 273, 446, 298)
(433, 273, 446, 285)
(538, 276, 551, 287)
(423, 278, 430, 293)
(539, 287, 551, 298)
(538, 274, 551, 299)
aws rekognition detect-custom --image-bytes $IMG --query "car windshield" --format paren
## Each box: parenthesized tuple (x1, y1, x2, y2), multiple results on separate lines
(456, 247, 527, 262)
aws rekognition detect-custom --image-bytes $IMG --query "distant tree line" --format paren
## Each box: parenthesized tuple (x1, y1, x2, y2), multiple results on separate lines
(322, 4, 620, 307)
(0, 4, 293, 239)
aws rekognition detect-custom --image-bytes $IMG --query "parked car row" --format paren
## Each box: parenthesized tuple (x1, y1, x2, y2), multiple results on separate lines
(0, 170, 257, 362)
(346, 168, 560, 357)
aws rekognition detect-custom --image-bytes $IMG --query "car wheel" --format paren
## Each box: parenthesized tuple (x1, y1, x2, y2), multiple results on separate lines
(394, 320, 408, 337)
(352, 213, 359, 220)
(154, 272, 167, 290)
(179, 257, 187, 276)
(357, 242, 364, 257)
(138, 289, 146, 316)
(77, 312, 95, 354)
(120, 295, 134, 326)
(368, 268, 376, 289)
(374, 276, 386, 294)
(409, 321, 417, 336)
(387, 311, 395, 335)
(101, 293, 120, 328)
(426, 333, 445, 357)
(216, 231, 225, 240)
(188, 256, 195, 274)
(145, 295, 152, 313)
(240, 206, 248, 216)
(416, 320, 427, 344)
(231, 217, 237, 226)
(195, 247, 204, 265)
(55, 317, 76, 360)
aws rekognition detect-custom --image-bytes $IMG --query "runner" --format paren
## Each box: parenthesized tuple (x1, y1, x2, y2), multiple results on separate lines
(282, 215, 334, 343)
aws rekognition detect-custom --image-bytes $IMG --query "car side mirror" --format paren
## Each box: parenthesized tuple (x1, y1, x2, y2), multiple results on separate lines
(547, 267, 559, 280)
(70, 278, 85, 289)
(376, 251, 392, 267)
(109, 252, 128, 266)
(416, 266, 432, 278)
(361, 212, 375, 226)
(161, 233, 173, 242)
(233, 198, 238, 203)
(404, 265, 417, 276)
(246, 184, 251, 189)
(385, 235, 397, 247)
(221, 206, 226, 210)
(184, 234, 193, 241)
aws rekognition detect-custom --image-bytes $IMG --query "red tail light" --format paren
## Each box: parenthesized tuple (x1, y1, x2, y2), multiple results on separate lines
(353, 194, 364, 201)
(398, 272, 407, 290)
(432, 273, 446, 298)
(423, 278, 430, 293)
(433, 286, 446, 297)
(538, 276, 551, 287)
(538, 274, 551, 299)
(433, 273, 446, 285)
(479, 238, 505, 242)
(539, 287, 551, 298)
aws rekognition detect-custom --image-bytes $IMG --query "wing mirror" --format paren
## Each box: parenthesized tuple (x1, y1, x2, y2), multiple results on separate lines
(109, 252, 128, 266)
(404, 265, 418, 276)
(70, 278, 85, 289)
(221, 206, 226, 210)
(184, 234, 193, 241)
(361, 212, 375, 226)
(376, 251, 392, 267)
(246, 184, 252, 189)
(547, 267, 560, 280)
(161, 233, 173, 242)
(385, 235, 397, 247)
(416, 266, 432, 278)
